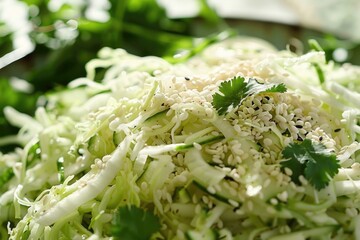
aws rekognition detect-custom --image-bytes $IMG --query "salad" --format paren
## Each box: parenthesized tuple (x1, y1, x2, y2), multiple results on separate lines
(1, 36, 360, 239)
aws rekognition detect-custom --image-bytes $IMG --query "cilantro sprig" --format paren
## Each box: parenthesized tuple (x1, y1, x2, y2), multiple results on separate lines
(111, 205, 161, 240)
(281, 139, 340, 190)
(212, 76, 286, 115)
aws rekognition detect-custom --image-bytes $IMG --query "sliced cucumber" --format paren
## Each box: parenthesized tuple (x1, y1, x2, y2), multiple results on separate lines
(185, 229, 219, 240)
(144, 109, 169, 123)
(193, 181, 238, 205)
(112, 131, 126, 146)
(268, 225, 339, 240)
(184, 148, 242, 206)
(88, 130, 116, 158)
(136, 156, 175, 201)
(185, 148, 226, 186)
(176, 135, 225, 151)
(173, 187, 192, 204)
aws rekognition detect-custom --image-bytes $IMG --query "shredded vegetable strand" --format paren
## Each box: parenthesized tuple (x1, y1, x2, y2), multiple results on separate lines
(1, 37, 360, 239)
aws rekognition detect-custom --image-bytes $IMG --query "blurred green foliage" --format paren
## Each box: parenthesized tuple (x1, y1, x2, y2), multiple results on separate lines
(0, 0, 223, 149)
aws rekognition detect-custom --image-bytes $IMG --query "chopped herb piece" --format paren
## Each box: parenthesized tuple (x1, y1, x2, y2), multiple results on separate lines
(111, 205, 161, 240)
(281, 139, 340, 190)
(212, 76, 286, 115)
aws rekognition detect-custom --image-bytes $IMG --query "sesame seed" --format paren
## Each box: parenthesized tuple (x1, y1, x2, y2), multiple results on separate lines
(284, 167, 293, 176)
(263, 138, 272, 147)
(270, 198, 278, 205)
(346, 208, 358, 217)
(264, 179, 271, 187)
(207, 186, 216, 194)
(277, 191, 288, 202)
(202, 196, 209, 204)
(351, 162, 360, 169)
(141, 182, 148, 190)
(234, 124, 241, 133)
(228, 199, 239, 207)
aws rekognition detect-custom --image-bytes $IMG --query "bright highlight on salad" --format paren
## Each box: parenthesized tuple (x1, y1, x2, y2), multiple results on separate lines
(1, 37, 360, 239)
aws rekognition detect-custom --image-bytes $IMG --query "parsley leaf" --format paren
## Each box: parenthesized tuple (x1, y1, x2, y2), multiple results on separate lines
(281, 139, 340, 190)
(111, 205, 161, 240)
(212, 76, 287, 115)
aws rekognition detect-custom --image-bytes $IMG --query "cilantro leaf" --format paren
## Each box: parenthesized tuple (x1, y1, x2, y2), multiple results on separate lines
(304, 143, 340, 190)
(212, 76, 287, 115)
(212, 76, 248, 115)
(111, 205, 161, 240)
(281, 153, 306, 186)
(262, 83, 287, 93)
(281, 139, 340, 190)
(246, 79, 287, 95)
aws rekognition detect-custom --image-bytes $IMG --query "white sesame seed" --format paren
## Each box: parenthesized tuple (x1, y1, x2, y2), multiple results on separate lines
(270, 198, 278, 205)
(234, 124, 241, 133)
(195, 204, 202, 214)
(96, 112, 109, 121)
(228, 199, 239, 207)
(205, 108, 213, 117)
(95, 159, 103, 168)
(202, 196, 209, 204)
(345, 208, 358, 217)
(264, 179, 271, 187)
(298, 175, 308, 185)
(141, 182, 148, 190)
(263, 138, 272, 147)
(352, 162, 360, 169)
(277, 191, 288, 202)
(275, 115, 287, 123)
(207, 186, 216, 194)
(284, 167, 293, 176)
(262, 104, 272, 111)
(102, 155, 111, 163)
(211, 131, 220, 136)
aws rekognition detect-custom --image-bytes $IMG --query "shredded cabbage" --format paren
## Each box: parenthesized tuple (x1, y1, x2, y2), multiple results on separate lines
(1, 36, 360, 239)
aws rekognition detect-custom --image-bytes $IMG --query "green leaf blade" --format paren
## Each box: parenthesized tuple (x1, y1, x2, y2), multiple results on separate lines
(212, 76, 287, 115)
(280, 139, 340, 191)
(263, 83, 287, 93)
(212, 76, 247, 115)
(111, 205, 161, 240)
(305, 143, 340, 190)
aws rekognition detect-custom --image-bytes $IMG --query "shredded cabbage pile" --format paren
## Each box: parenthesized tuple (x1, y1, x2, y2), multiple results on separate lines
(1, 37, 360, 239)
